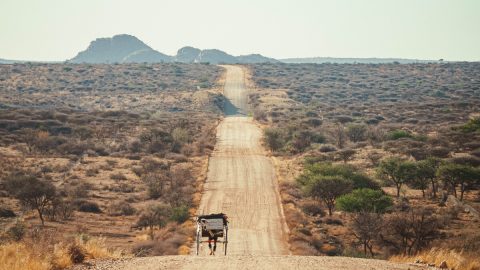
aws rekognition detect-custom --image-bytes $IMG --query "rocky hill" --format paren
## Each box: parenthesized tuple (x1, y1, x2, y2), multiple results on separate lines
(70, 34, 167, 63)
(69, 35, 278, 64)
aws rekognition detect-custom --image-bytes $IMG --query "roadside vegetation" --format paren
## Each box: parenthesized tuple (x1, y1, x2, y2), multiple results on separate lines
(0, 63, 223, 268)
(250, 62, 480, 269)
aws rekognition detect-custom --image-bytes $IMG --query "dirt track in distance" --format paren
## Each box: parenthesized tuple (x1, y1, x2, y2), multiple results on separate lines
(73, 65, 429, 270)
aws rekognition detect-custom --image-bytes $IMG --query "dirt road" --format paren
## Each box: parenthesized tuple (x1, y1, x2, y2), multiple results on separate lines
(74, 66, 427, 270)
(196, 65, 289, 255)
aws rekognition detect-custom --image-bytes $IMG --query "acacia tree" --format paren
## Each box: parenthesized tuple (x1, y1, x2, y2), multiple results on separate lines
(303, 175, 352, 216)
(437, 163, 480, 201)
(5, 173, 56, 225)
(377, 157, 416, 197)
(420, 158, 440, 198)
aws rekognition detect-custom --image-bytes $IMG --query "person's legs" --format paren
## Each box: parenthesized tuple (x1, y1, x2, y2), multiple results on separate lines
(208, 238, 213, 255)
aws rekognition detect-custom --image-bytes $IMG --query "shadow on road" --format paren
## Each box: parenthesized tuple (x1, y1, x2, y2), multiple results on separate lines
(223, 97, 247, 117)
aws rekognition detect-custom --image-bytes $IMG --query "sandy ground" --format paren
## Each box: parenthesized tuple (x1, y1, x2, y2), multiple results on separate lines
(73, 65, 429, 270)
(72, 256, 429, 270)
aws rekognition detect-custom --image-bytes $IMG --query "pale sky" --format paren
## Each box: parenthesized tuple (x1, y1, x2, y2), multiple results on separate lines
(1, 0, 479, 61)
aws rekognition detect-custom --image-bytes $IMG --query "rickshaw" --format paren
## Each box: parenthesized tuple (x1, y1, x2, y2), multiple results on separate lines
(195, 213, 228, 255)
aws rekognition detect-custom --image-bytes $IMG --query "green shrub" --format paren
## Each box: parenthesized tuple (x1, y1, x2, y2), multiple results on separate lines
(298, 162, 380, 190)
(337, 188, 393, 213)
(169, 205, 189, 223)
(457, 117, 480, 133)
(387, 130, 412, 140)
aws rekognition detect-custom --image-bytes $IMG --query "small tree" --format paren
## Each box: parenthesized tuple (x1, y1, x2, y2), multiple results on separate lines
(5, 174, 56, 225)
(141, 172, 169, 199)
(350, 212, 383, 257)
(171, 127, 191, 152)
(418, 158, 440, 198)
(337, 149, 356, 163)
(347, 124, 367, 142)
(136, 204, 172, 240)
(377, 157, 416, 197)
(333, 124, 347, 149)
(337, 188, 393, 213)
(380, 207, 439, 255)
(264, 128, 285, 152)
(302, 175, 352, 216)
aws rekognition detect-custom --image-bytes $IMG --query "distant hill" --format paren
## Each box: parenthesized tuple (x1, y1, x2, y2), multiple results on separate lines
(70, 34, 169, 63)
(236, 54, 279, 64)
(174, 46, 202, 63)
(281, 57, 439, 64)
(195, 49, 238, 64)
(0, 58, 16, 64)
(69, 35, 278, 64)
(173, 47, 278, 64)
(122, 49, 172, 63)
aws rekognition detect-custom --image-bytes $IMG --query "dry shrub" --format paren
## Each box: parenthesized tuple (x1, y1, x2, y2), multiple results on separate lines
(284, 207, 308, 228)
(133, 223, 192, 256)
(0, 242, 50, 270)
(391, 248, 480, 270)
(110, 172, 127, 181)
(0, 235, 119, 270)
(107, 201, 136, 216)
(290, 240, 318, 255)
(78, 236, 119, 259)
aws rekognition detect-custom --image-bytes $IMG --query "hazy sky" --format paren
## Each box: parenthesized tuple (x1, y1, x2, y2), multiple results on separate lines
(1, 0, 479, 61)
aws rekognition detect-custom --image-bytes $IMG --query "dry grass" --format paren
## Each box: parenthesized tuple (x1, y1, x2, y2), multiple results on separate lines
(391, 248, 480, 270)
(0, 236, 120, 270)
(0, 243, 50, 270)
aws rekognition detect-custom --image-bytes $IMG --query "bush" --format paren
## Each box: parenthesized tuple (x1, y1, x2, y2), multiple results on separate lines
(305, 118, 323, 127)
(300, 201, 325, 216)
(0, 207, 16, 218)
(169, 205, 189, 223)
(76, 200, 102, 213)
(6, 220, 26, 241)
(264, 128, 285, 152)
(110, 172, 127, 181)
(319, 144, 336, 152)
(68, 243, 86, 264)
(337, 188, 393, 213)
(108, 201, 136, 216)
(387, 130, 412, 140)
(347, 124, 367, 142)
(457, 117, 480, 133)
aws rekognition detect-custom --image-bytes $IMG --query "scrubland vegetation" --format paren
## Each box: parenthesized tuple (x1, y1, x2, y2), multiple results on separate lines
(0, 63, 222, 268)
(250, 63, 480, 269)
